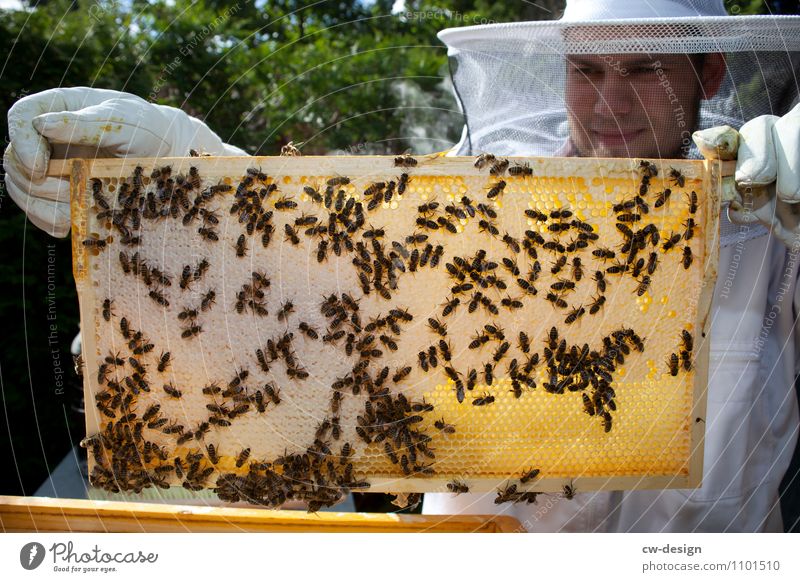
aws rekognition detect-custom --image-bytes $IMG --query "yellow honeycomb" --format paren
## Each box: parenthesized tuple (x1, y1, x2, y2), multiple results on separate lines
(71, 155, 717, 509)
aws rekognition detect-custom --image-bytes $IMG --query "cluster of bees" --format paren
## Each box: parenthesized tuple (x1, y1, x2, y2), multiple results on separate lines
(81, 153, 700, 507)
(668, 330, 694, 376)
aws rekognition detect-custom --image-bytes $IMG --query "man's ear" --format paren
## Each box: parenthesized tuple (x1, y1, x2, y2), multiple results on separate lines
(700, 53, 726, 99)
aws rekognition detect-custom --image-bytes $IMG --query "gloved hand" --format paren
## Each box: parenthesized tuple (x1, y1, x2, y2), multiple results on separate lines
(693, 103, 800, 248)
(3, 87, 249, 238)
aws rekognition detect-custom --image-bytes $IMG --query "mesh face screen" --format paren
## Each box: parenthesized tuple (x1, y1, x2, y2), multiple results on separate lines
(73, 155, 718, 509)
(442, 21, 800, 157)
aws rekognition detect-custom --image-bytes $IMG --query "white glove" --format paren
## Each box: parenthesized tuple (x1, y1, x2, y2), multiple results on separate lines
(3, 87, 249, 238)
(693, 103, 800, 248)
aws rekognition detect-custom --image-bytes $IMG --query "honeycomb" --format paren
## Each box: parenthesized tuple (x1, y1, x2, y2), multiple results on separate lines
(71, 154, 719, 509)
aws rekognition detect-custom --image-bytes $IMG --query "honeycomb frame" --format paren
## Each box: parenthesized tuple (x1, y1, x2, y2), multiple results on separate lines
(67, 155, 721, 507)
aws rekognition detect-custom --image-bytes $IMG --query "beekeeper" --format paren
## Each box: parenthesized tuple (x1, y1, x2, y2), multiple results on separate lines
(423, 0, 800, 532)
(3, 0, 799, 532)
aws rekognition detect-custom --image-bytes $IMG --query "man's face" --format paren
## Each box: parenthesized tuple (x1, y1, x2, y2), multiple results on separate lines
(565, 53, 707, 159)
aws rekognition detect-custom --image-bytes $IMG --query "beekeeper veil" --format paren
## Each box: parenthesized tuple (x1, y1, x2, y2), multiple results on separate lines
(439, 0, 800, 157)
(438, 0, 800, 245)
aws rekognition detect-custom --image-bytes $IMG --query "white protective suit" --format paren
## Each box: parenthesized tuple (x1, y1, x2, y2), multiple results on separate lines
(422, 0, 800, 532)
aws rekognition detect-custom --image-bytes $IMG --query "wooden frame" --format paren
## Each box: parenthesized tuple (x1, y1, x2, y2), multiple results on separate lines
(0, 496, 521, 533)
(59, 155, 727, 502)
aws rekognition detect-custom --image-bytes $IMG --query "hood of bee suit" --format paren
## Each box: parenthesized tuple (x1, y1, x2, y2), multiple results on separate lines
(437, 0, 800, 246)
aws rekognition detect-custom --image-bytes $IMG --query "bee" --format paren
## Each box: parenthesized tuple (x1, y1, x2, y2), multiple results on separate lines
(234, 447, 251, 468)
(234, 234, 248, 257)
(198, 225, 219, 241)
(327, 176, 351, 188)
(667, 353, 680, 376)
(100, 298, 115, 322)
(447, 480, 470, 494)
(551, 255, 567, 275)
(606, 261, 628, 275)
(393, 153, 418, 168)
(683, 217, 696, 241)
(549, 208, 572, 220)
(589, 295, 606, 315)
(662, 232, 682, 251)
(472, 393, 495, 406)
(502, 258, 520, 277)
(177, 307, 199, 323)
(181, 324, 203, 338)
(304, 185, 324, 204)
(198, 289, 215, 312)
(282, 224, 300, 245)
(582, 393, 596, 416)
(416, 349, 431, 372)
(262, 383, 281, 405)
(617, 213, 641, 223)
(478, 219, 500, 236)
(687, 191, 698, 214)
(427, 317, 447, 337)
(245, 166, 269, 182)
(681, 350, 693, 371)
(550, 280, 575, 292)
(565, 305, 586, 324)
(274, 196, 298, 211)
(683, 246, 693, 269)
(592, 247, 616, 260)
(163, 383, 182, 398)
(484, 363, 494, 385)
(642, 252, 658, 276)
(387, 367, 412, 386)
(639, 159, 658, 177)
(572, 257, 583, 281)
(378, 334, 398, 351)
(489, 158, 510, 175)
(524, 208, 548, 222)
(517, 278, 537, 296)
(154, 351, 171, 373)
(633, 195, 650, 214)
(636, 275, 651, 296)
(547, 222, 571, 233)
(669, 167, 686, 188)
(613, 199, 636, 212)
(441, 296, 460, 317)
(486, 180, 507, 199)
(118, 251, 133, 275)
(199, 208, 219, 226)
(654, 188, 672, 208)
(501, 296, 524, 310)
(298, 322, 319, 340)
(91, 178, 109, 208)
(261, 225, 274, 247)
(178, 265, 194, 290)
(294, 213, 318, 228)
(562, 482, 577, 500)
(508, 162, 532, 177)
(474, 153, 496, 169)
(82, 235, 107, 249)
(520, 467, 540, 484)
(476, 203, 498, 219)
(546, 292, 568, 309)
(681, 330, 694, 352)
(149, 288, 170, 307)
(492, 342, 511, 362)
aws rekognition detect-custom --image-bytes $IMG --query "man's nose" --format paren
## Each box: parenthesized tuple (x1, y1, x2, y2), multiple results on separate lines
(593, 73, 634, 117)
